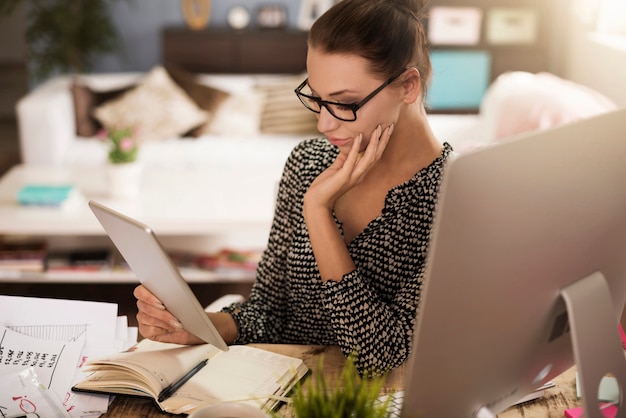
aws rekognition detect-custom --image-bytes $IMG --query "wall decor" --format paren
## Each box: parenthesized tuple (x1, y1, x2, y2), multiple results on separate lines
(297, 0, 335, 30)
(256, 4, 288, 29)
(427, 50, 491, 111)
(228, 6, 251, 30)
(180, 0, 211, 31)
(486, 8, 538, 45)
(428, 6, 483, 46)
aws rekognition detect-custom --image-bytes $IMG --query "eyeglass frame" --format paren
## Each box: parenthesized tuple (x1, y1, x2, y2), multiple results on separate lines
(294, 68, 408, 122)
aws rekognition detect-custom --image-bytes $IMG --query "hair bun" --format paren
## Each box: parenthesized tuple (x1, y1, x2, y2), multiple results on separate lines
(412, 0, 428, 12)
(391, 0, 428, 19)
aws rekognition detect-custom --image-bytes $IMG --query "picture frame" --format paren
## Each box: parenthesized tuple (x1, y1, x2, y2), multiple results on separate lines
(256, 4, 288, 29)
(427, 6, 483, 46)
(486, 8, 538, 45)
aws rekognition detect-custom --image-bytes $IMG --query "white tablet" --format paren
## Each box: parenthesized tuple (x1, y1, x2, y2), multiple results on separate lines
(89, 200, 229, 351)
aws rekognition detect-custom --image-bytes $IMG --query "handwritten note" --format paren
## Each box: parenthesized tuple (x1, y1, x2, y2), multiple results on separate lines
(0, 325, 85, 402)
(0, 295, 137, 417)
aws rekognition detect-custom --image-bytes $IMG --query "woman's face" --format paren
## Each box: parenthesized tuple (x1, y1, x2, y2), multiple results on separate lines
(305, 47, 403, 153)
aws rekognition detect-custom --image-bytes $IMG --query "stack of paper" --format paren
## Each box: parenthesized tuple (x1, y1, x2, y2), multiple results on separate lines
(0, 295, 137, 417)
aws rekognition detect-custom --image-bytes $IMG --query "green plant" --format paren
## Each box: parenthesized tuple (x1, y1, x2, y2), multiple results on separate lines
(0, 0, 124, 81)
(98, 127, 138, 164)
(289, 354, 394, 418)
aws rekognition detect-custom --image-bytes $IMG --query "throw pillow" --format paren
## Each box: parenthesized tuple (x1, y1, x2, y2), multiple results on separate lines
(71, 82, 134, 137)
(93, 66, 208, 141)
(164, 64, 231, 137)
(203, 90, 265, 136)
(480, 71, 618, 142)
(256, 76, 319, 135)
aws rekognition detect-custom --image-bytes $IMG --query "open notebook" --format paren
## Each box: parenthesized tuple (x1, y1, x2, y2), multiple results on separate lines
(73, 339, 308, 414)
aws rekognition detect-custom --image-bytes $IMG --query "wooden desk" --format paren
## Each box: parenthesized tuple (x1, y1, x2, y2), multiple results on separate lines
(100, 344, 581, 418)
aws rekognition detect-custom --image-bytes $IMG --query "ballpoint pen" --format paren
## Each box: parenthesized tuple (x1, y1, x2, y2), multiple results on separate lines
(158, 358, 209, 403)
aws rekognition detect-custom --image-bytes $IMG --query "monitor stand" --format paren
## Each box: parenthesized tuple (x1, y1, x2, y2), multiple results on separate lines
(561, 271, 626, 418)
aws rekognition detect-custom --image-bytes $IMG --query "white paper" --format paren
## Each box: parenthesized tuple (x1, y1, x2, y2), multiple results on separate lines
(0, 367, 70, 418)
(0, 325, 84, 408)
(0, 295, 136, 417)
(0, 295, 119, 349)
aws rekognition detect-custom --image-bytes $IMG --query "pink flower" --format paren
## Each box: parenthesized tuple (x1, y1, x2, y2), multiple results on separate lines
(119, 137, 135, 152)
(96, 129, 108, 140)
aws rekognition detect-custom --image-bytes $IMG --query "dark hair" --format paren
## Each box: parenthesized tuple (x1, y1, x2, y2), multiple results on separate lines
(309, 0, 432, 99)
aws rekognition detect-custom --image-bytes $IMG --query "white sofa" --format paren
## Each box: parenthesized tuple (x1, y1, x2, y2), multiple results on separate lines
(18, 69, 619, 172)
(16, 72, 314, 172)
(15, 71, 493, 171)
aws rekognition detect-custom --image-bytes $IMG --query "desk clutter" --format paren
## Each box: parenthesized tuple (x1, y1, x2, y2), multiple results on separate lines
(0, 295, 138, 417)
(0, 295, 309, 417)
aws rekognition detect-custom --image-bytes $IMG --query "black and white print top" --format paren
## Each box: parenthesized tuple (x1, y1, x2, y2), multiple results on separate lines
(222, 138, 454, 374)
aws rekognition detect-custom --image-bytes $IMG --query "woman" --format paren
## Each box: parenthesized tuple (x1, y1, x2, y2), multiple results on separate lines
(134, 0, 453, 375)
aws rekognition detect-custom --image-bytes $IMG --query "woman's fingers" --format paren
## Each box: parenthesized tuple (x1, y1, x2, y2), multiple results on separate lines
(136, 299, 182, 329)
(350, 124, 392, 182)
(362, 123, 393, 165)
(136, 305, 203, 345)
(133, 284, 165, 309)
(134, 284, 188, 342)
(343, 133, 363, 169)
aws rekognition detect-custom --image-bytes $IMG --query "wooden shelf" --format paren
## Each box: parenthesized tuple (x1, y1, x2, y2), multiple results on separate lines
(0, 267, 255, 284)
(162, 27, 308, 74)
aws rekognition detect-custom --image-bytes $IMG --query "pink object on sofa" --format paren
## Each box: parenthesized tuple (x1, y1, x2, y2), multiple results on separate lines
(564, 403, 618, 418)
(480, 72, 618, 141)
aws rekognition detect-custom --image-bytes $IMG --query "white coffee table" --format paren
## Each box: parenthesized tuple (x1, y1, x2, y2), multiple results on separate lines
(0, 164, 279, 283)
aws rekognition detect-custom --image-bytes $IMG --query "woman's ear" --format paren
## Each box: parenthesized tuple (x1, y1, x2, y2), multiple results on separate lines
(401, 67, 422, 104)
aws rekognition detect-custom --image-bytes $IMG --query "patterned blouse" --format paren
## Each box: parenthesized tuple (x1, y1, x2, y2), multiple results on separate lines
(222, 138, 454, 374)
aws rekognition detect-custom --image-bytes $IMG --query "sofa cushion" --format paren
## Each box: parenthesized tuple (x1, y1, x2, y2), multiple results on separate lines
(256, 76, 318, 135)
(93, 66, 208, 141)
(203, 89, 265, 136)
(71, 82, 134, 137)
(164, 64, 231, 137)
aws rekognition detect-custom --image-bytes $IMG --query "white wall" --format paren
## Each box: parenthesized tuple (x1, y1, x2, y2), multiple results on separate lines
(564, 8, 626, 107)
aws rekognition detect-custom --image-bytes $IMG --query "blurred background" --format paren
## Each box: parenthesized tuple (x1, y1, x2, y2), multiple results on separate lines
(0, 0, 625, 173)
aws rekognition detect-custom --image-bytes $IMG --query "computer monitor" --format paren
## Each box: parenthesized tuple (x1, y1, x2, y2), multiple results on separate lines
(402, 109, 626, 418)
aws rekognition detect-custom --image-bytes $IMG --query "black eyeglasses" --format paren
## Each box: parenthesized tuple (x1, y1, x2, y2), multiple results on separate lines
(294, 68, 407, 122)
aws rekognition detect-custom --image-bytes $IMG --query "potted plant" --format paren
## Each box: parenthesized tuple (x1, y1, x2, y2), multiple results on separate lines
(98, 126, 142, 198)
(289, 355, 395, 418)
(98, 126, 138, 164)
(0, 0, 124, 81)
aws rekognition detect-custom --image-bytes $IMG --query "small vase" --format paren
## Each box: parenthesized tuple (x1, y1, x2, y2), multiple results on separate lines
(106, 161, 142, 199)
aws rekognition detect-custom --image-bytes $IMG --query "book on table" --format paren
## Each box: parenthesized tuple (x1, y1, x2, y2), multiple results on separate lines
(72, 339, 309, 415)
(16, 184, 84, 209)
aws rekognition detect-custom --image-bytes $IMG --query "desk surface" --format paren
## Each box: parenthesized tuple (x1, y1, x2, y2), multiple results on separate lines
(100, 344, 581, 418)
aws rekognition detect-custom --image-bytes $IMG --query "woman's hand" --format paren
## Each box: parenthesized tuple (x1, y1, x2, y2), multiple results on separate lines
(302, 124, 394, 282)
(305, 124, 393, 211)
(134, 284, 204, 345)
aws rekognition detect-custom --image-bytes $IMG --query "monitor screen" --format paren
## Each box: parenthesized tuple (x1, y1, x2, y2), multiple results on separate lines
(402, 109, 626, 418)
